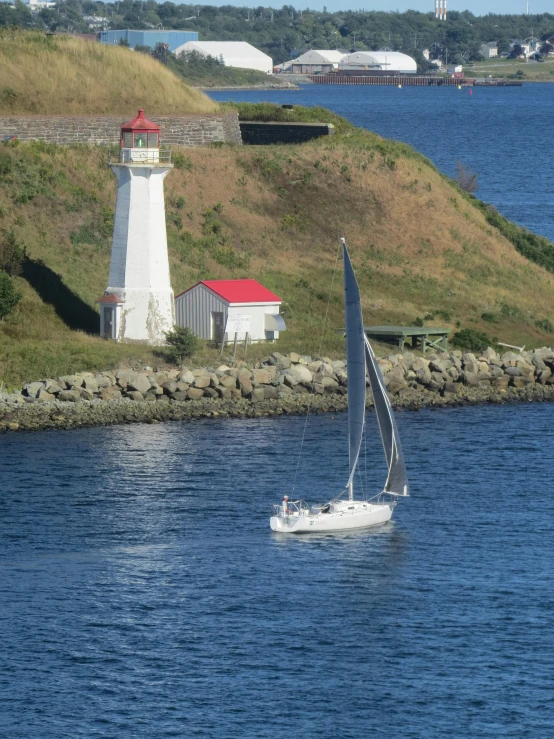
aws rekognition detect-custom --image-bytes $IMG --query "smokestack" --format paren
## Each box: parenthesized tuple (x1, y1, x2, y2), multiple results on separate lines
(443, 0, 447, 20)
(435, 0, 439, 18)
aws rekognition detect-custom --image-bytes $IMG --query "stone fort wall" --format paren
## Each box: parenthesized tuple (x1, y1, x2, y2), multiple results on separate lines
(0, 112, 242, 147)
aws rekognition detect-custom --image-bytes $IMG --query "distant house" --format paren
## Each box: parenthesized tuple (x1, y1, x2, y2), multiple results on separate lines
(174, 279, 286, 344)
(480, 43, 498, 58)
(448, 65, 463, 74)
(174, 41, 273, 74)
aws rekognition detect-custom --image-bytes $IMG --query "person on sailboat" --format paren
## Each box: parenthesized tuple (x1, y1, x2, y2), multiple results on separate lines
(281, 496, 289, 516)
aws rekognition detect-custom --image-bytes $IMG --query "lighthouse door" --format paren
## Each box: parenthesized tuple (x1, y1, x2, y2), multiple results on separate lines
(211, 312, 224, 344)
(103, 307, 115, 339)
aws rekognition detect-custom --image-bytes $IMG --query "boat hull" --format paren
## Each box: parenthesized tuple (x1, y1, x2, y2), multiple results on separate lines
(270, 501, 394, 534)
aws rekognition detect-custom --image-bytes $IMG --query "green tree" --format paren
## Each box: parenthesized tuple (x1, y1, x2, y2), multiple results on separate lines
(164, 325, 199, 363)
(0, 230, 25, 277)
(0, 270, 22, 320)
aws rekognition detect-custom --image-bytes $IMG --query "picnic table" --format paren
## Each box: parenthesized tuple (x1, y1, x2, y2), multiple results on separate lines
(362, 326, 451, 354)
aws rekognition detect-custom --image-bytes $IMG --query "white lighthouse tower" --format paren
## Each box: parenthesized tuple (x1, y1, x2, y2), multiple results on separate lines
(99, 109, 175, 344)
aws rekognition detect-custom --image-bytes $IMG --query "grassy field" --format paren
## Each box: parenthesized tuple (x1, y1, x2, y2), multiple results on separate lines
(0, 30, 218, 115)
(467, 57, 554, 81)
(1, 108, 554, 388)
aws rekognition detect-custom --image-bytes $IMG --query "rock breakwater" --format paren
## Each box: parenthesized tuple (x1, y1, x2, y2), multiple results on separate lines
(1, 347, 554, 433)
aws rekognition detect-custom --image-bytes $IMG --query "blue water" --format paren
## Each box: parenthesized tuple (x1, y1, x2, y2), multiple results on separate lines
(210, 84, 554, 242)
(2, 404, 554, 737)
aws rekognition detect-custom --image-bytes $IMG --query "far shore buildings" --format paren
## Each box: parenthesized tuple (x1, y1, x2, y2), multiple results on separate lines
(278, 50, 346, 74)
(277, 49, 417, 75)
(480, 42, 498, 59)
(174, 41, 273, 74)
(99, 29, 198, 52)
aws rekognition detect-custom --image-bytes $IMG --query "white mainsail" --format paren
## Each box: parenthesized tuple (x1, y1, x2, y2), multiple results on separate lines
(343, 240, 409, 498)
(343, 240, 367, 492)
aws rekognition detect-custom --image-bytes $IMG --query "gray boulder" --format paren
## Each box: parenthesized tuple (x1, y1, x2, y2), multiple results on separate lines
(127, 374, 150, 395)
(37, 389, 56, 402)
(23, 381, 44, 398)
(126, 390, 145, 402)
(178, 369, 194, 384)
(58, 389, 80, 402)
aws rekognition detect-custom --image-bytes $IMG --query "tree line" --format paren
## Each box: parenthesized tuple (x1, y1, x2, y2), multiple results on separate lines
(1, 1, 554, 66)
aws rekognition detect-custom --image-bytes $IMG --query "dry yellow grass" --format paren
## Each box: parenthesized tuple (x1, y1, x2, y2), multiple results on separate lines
(0, 29, 218, 115)
(1, 131, 554, 386)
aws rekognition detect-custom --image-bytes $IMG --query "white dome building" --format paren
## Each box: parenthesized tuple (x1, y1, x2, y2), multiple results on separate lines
(174, 41, 273, 74)
(339, 51, 417, 74)
(279, 50, 346, 74)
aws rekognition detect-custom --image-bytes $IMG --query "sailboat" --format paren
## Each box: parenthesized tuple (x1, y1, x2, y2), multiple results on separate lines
(270, 239, 409, 534)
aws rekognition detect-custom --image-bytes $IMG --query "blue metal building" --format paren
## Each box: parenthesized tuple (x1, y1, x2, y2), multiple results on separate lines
(99, 30, 198, 52)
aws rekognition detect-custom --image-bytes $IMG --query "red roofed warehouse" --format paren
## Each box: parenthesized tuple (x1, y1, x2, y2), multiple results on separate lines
(174, 279, 286, 343)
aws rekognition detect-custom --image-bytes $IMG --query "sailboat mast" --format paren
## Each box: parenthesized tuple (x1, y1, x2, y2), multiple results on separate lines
(347, 480, 354, 501)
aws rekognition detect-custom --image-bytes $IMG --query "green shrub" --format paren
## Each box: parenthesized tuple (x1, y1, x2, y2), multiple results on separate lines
(413, 316, 424, 327)
(0, 270, 22, 320)
(164, 326, 199, 364)
(452, 328, 494, 353)
(172, 152, 193, 171)
(500, 303, 526, 321)
(535, 318, 554, 333)
(481, 312, 499, 323)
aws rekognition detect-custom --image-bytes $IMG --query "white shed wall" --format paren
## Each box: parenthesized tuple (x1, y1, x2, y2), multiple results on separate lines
(227, 303, 281, 342)
(175, 284, 227, 340)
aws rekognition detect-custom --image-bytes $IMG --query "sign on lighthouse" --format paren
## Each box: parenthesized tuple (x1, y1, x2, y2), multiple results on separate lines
(99, 109, 175, 344)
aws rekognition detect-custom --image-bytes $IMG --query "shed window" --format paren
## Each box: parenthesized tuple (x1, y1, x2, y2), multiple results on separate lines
(123, 132, 133, 148)
(147, 133, 159, 148)
(134, 133, 147, 148)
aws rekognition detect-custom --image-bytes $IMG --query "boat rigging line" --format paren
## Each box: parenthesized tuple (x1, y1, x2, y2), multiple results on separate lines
(290, 237, 343, 497)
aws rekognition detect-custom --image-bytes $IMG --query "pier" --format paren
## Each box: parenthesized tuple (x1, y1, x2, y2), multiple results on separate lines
(309, 75, 522, 87)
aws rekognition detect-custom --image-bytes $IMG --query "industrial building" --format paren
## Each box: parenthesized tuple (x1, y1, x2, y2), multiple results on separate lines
(279, 50, 346, 74)
(174, 41, 273, 74)
(99, 30, 198, 52)
(339, 51, 417, 74)
(174, 279, 285, 344)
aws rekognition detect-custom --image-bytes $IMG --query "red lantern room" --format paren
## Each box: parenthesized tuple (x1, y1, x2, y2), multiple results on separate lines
(119, 109, 161, 163)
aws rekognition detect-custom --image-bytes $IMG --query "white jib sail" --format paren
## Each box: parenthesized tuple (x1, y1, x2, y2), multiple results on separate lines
(364, 335, 410, 497)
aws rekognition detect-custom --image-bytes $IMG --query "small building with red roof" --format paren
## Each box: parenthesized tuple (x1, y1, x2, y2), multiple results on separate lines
(175, 279, 286, 343)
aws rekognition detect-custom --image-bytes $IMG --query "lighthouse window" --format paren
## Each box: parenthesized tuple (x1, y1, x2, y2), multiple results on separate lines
(123, 132, 133, 148)
(134, 133, 147, 148)
(148, 133, 159, 148)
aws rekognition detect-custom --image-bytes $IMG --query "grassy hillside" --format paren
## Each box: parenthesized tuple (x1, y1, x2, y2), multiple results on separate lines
(167, 53, 281, 88)
(0, 30, 218, 115)
(1, 109, 554, 387)
(468, 58, 554, 82)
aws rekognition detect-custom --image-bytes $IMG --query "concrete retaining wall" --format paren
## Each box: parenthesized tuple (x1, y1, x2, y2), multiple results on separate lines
(0, 112, 242, 147)
(239, 121, 334, 145)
